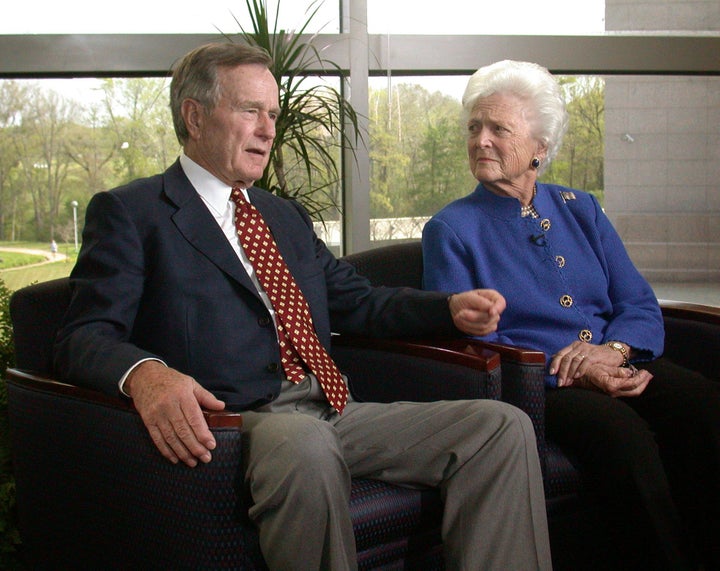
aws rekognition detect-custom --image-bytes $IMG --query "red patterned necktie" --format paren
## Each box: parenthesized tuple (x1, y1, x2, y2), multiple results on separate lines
(230, 188, 348, 414)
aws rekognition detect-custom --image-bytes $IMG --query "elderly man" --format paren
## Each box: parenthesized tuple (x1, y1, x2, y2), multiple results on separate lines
(54, 42, 551, 570)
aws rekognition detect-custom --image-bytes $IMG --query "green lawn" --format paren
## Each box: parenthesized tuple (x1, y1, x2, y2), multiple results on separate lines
(0, 241, 61, 252)
(0, 242, 80, 571)
(0, 241, 77, 292)
(0, 262, 75, 291)
(0, 252, 46, 269)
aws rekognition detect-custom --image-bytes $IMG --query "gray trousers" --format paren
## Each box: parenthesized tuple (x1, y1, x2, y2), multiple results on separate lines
(241, 376, 551, 571)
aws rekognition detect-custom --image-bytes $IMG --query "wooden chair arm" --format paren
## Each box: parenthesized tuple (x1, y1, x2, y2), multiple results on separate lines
(659, 299, 720, 325)
(5, 368, 244, 429)
(332, 335, 500, 370)
(332, 335, 502, 403)
(658, 299, 720, 381)
(467, 340, 546, 365)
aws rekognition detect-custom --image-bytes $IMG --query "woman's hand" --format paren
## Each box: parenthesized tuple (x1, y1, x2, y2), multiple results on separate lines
(570, 363, 653, 398)
(550, 341, 626, 387)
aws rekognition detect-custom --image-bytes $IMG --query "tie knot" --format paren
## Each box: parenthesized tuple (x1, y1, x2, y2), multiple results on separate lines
(231, 187, 245, 203)
(231, 188, 252, 215)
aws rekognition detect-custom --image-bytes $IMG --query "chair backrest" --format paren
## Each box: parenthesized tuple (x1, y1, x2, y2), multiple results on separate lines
(342, 241, 423, 289)
(10, 277, 71, 375)
(660, 301, 720, 381)
(8, 244, 423, 376)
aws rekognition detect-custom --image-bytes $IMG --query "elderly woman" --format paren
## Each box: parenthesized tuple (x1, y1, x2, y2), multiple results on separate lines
(422, 60, 719, 571)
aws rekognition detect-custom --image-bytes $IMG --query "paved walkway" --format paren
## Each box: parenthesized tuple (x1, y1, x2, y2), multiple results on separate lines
(0, 247, 68, 270)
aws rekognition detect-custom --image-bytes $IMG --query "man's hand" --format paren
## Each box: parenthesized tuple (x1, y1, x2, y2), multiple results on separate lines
(125, 360, 226, 467)
(449, 289, 506, 337)
(569, 363, 653, 398)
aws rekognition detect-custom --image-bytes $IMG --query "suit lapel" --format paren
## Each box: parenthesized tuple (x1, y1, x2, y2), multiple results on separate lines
(162, 161, 259, 296)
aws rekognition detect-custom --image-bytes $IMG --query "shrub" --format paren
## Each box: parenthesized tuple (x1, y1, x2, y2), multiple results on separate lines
(0, 277, 20, 567)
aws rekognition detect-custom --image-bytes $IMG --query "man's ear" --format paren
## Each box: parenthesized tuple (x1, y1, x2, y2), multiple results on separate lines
(181, 98, 203, 139)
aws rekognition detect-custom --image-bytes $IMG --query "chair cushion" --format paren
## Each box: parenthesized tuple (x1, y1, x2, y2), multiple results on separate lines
(10, 277, 72, 374)
(352, 479, 443, 570)
(8, 374, 444, 570)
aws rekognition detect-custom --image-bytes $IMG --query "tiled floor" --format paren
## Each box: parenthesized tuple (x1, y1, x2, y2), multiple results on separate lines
(650, 282, 720, 307)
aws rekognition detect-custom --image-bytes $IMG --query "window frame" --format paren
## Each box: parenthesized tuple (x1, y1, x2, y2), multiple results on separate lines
(1, 31, 719, 252)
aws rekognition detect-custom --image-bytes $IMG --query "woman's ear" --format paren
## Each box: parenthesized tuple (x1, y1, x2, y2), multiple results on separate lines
(536, 140, 549, 162)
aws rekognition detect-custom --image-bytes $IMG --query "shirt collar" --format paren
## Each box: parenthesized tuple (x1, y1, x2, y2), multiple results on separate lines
(179, 153, 250, 212)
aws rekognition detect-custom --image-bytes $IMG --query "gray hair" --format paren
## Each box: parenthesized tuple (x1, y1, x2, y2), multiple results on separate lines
(170, 42, 274, 144)
(462, 60, 569, 171)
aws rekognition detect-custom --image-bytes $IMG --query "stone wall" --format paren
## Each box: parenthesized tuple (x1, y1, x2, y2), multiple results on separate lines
(603, 0, 720, 282)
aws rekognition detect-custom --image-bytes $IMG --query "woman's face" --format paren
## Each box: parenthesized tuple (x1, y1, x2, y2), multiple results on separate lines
(466, 91, 546, 198)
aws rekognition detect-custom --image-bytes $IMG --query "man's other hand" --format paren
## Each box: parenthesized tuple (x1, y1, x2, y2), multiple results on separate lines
(449, 289, 506, 337)
(125, 360, 226, 466)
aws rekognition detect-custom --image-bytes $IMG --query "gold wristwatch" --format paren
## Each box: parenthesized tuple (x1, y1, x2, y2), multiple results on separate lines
(606, 341, 629, 367)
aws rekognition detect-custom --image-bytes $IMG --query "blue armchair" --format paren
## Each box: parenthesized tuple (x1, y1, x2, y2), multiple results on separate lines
(10, 244, 717, 569)
(6, 275, 501, 570)
(341, 240, 720, 571)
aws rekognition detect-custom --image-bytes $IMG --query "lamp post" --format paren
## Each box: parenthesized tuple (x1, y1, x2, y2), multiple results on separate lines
(71, 200, 79, 252)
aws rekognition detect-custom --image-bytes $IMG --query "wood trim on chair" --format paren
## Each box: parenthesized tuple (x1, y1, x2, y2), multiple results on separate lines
(659, 299, 720, 326)
(469, 340, 547, 365)
(332, 336, 501, 372)
(5, 368, 244, 429)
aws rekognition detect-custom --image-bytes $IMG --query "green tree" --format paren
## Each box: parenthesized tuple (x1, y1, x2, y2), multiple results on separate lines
(100, 78, 179, 184)
(369, 83, 473, 218)
(11, 86, 79, 240)
(64, 106, 119, 198)
(406, 93, 474, 216)
(369, 86, 411, 218)
(541, 76, 605, 202)
(0, 82, 29, 241)
(0, 78, 182, 243)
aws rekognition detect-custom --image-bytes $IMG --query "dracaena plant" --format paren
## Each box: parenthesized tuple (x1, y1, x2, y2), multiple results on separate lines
(228, 0, 362, 221)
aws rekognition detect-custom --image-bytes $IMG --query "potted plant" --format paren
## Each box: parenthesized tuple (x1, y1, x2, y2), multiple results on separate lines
(228, 0, 361, 221)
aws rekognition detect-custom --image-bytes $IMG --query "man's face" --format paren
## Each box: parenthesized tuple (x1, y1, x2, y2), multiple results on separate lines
(183, 63, 280, 188)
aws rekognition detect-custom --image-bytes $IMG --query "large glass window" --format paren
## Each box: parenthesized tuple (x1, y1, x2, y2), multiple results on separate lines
(2, 0, 719, 304)
(0, 78, 178, 255)
(367, 71, 720, 305)
(367, 74, 604, 243)
(0, 72, 346, 256)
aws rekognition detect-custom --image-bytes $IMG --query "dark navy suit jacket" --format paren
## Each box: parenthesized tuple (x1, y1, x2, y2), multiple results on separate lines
(54, 160, 456, 410)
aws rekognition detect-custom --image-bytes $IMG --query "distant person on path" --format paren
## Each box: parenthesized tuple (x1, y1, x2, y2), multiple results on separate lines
(50, 240, 58, 259)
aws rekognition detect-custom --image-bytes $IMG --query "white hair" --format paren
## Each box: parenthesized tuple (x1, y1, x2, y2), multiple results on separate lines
(462, 60, 569, 171)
